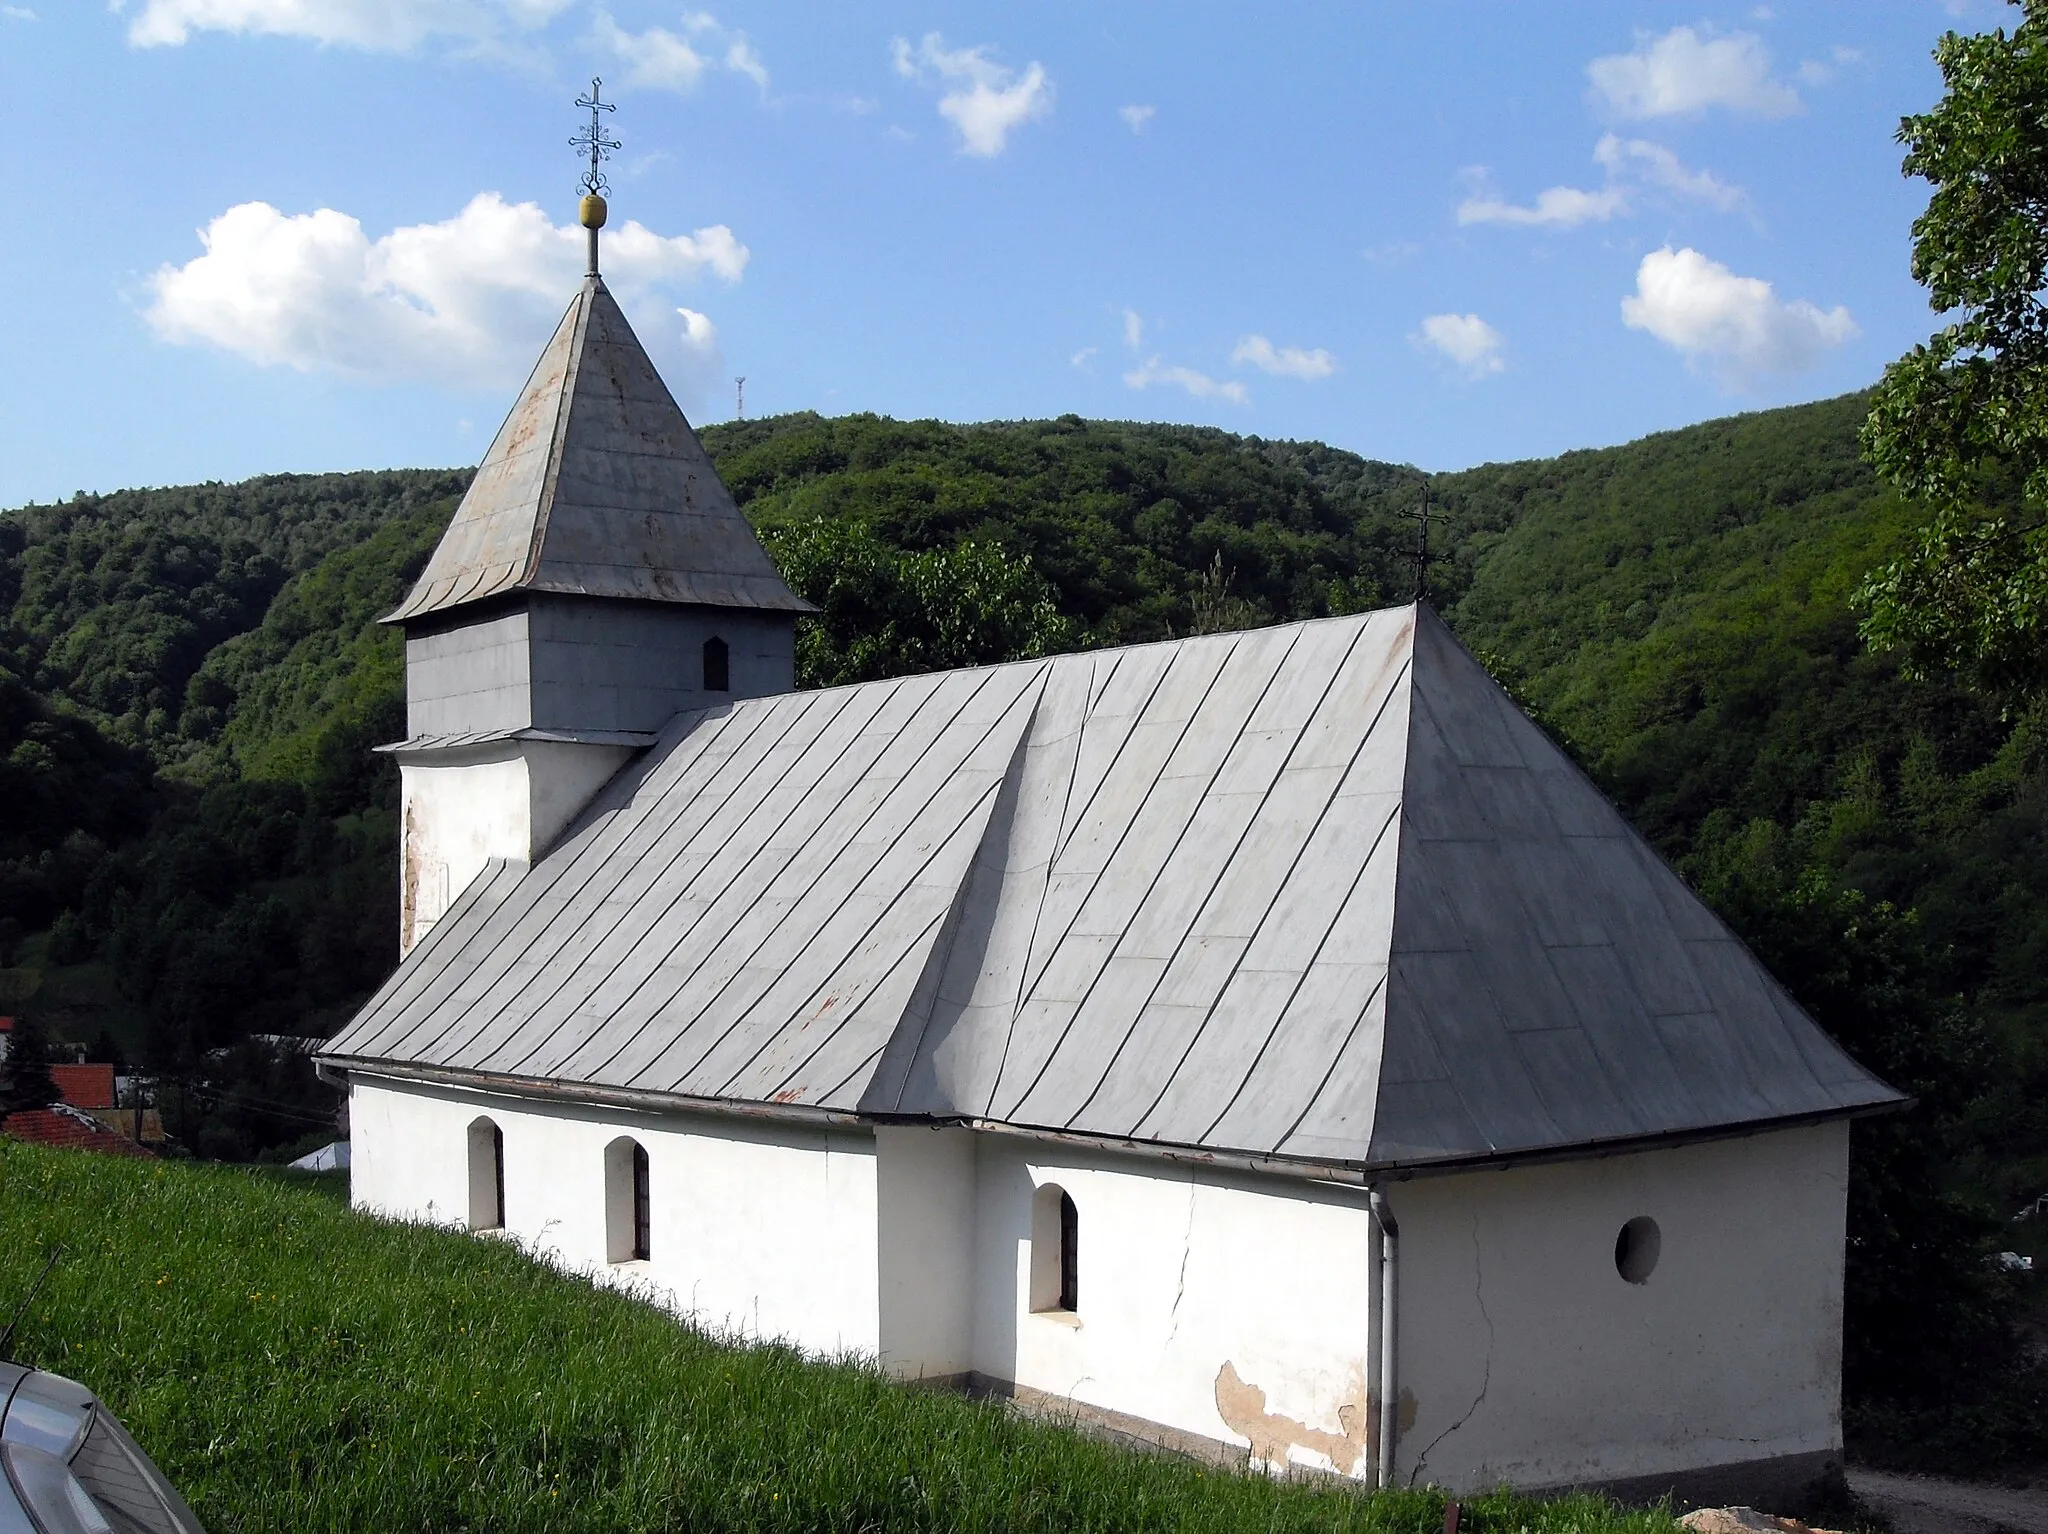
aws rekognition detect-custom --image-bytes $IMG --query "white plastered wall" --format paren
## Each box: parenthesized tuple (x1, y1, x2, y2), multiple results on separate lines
(1390, 1121, 1849, 1492)
(348, 1076, 1849, 1492)
(397, 739, 635, 954)
(875, 1126, 977, 1379)
(348, 1074, 882, 1357)
(968, 1137, 1383, 1477)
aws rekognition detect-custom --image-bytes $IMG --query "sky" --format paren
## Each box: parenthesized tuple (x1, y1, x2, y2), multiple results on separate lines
(0, 1, 2007, 508)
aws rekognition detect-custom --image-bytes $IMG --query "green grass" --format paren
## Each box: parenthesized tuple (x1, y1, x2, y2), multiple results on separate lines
(0, 1143, 1681, 1533)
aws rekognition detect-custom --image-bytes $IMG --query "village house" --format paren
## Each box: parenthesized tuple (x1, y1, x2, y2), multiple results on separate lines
(318, 193, 1904, 1505)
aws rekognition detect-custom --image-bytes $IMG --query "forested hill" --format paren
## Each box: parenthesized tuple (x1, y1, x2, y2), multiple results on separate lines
(0, 398, 1982, 1081)
(5, 395, 2044, 1458)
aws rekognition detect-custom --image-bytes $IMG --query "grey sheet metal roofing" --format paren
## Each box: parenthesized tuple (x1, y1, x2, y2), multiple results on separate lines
(384, 275, 812, 624)
(374, 727, 662, 755)
(323, 604, 1903, 1172)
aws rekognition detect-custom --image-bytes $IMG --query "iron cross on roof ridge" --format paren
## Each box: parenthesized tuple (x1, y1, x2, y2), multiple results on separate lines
(1399, 480, 1438, 603)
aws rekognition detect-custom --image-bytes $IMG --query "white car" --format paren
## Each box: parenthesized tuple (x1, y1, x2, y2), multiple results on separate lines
(0, 1363, 204, 1534)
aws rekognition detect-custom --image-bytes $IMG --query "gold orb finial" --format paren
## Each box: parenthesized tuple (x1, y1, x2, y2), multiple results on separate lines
(579, 193, 609, 230)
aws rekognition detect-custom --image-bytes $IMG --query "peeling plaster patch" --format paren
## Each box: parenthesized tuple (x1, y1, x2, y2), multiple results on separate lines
(401, 801, 422, 953)
(1213, 1360, 1369, 1474)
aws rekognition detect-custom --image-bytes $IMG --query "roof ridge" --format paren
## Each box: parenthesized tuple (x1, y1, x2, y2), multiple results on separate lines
(860, 663, 1053, 1116)
(521, 275, 597, 586)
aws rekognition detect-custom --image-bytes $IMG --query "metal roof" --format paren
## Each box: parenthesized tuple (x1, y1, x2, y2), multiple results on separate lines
(385, 276, 812, 624)
(323, 605, 1903, 1172)
(374, 727, 661, 755)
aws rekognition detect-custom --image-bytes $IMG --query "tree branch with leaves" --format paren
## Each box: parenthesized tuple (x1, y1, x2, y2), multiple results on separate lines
(1861, 0, 2048, 693)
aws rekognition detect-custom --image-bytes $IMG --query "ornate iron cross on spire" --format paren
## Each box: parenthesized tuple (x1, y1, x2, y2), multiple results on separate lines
(572, 78, 621, 274)
(572, 78, 620, 196)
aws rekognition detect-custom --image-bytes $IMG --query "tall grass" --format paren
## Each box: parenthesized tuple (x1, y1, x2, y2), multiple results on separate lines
(0, 1144, 1679, 1533)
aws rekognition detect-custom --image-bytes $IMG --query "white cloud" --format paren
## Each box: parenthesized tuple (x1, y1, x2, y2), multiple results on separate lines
(1119, 103, 1155, 134)
(1460, 136, 1743, 229)
(592, 12, 703, 90)
(2, 5, 36, 19)
(892, 32, 1052, 156)
(144, 192, 744, 403)
(675, 306, 717, 353)
(1621, 246, 1855, 387)
(125, 0, 570, 50)
(1121, 308, 1144, 349)
(1415, 313, 1505, 377)
(1594, 134, 1744, 211)
(1232, 334, 1336, 380)
(1796, 45, 1861, 87)
(590, 10, 764, 93)
(1070, 345, 1098, 368)
(725, 34, 768, 90)
(1458, 180, 1627, 229)
(1123, 358, 1249, 405)
(1587, 26, 1801, 119)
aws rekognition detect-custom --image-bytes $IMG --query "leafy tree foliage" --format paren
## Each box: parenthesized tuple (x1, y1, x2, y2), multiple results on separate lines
(0, 471, 466, 757)
(1861, 1, 2048, 691)
(762, 520, 1080, 687)
(712, 412, 1419, 643)
(0, 1013, 60, 1117)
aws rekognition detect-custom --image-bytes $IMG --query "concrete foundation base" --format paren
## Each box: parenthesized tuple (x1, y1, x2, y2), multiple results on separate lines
(955, 1371, 1838, 1515)
(1561, 1450, 1844, 1520)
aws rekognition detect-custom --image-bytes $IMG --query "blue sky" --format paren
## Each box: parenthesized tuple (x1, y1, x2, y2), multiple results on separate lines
(0, 1, 2000, 508)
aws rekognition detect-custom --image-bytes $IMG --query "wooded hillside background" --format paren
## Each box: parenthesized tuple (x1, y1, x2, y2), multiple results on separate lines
(2, 396, 2042, 1466)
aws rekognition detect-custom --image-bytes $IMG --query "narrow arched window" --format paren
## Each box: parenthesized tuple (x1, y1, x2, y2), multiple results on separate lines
(1059, 1190, 1078, 1311)
(633, 1143, 651, 1260)
(605, 1136, 651, 1262)
(467, 1117, 504, 1231)
(1029, 1183, 1079, 1314)
(702, 636, 730, 692)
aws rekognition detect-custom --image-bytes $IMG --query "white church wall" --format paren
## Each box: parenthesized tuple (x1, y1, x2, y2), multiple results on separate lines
(1391, 1121, 1849, 1493)
(347, 1074, 882, 1358)
(969, 1137, 1382, 1477)
(875, 1126, 977, 1379)
(397, 739, 635, 953)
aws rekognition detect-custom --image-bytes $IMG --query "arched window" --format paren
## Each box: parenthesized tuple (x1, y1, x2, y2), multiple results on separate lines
(605, 1136, 651, 1262)
(467, 1117, 504, 1231)
(702, 636, 730, 693)
(1029, 1183, 1079, 1314)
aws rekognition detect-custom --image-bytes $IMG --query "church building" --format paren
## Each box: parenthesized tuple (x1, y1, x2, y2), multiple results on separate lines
(319, 185, 1903, 1505)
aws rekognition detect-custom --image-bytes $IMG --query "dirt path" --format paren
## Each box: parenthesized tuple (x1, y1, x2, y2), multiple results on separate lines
(1847, 1469, 2048, 1534)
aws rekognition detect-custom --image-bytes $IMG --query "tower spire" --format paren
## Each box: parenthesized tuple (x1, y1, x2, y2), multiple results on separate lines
(571, 78, 620, 276)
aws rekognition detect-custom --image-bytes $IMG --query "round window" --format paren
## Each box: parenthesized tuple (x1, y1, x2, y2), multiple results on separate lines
(1614, 1216, 1661, 1284)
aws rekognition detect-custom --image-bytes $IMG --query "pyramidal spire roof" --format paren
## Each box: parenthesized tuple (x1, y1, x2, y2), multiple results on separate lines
(326, 604, 1902, 1175)
(387, 275, 810, 624)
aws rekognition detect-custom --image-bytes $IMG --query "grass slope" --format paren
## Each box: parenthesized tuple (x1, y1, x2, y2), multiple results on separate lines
(0, 1143, 1679, 1534)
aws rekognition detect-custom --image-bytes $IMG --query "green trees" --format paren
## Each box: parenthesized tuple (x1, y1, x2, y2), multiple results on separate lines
(762, 520, 1080, 687)
(1861, 1, 2048, 692)
(0, 1014, 60, 1118)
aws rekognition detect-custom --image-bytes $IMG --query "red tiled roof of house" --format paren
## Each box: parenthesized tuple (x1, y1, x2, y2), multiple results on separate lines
(1, 1104, 154, 1158)
(51, 1064, 116, 1111)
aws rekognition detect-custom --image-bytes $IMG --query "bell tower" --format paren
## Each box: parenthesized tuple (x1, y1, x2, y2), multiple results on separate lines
(384, 81, 812, 954)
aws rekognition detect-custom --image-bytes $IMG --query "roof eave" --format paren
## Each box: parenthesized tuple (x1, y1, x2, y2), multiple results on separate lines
(317, 1057, 1909, 1187)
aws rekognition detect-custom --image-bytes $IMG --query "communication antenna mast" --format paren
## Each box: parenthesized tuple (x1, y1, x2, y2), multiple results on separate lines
(735, 377, 746, 420)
